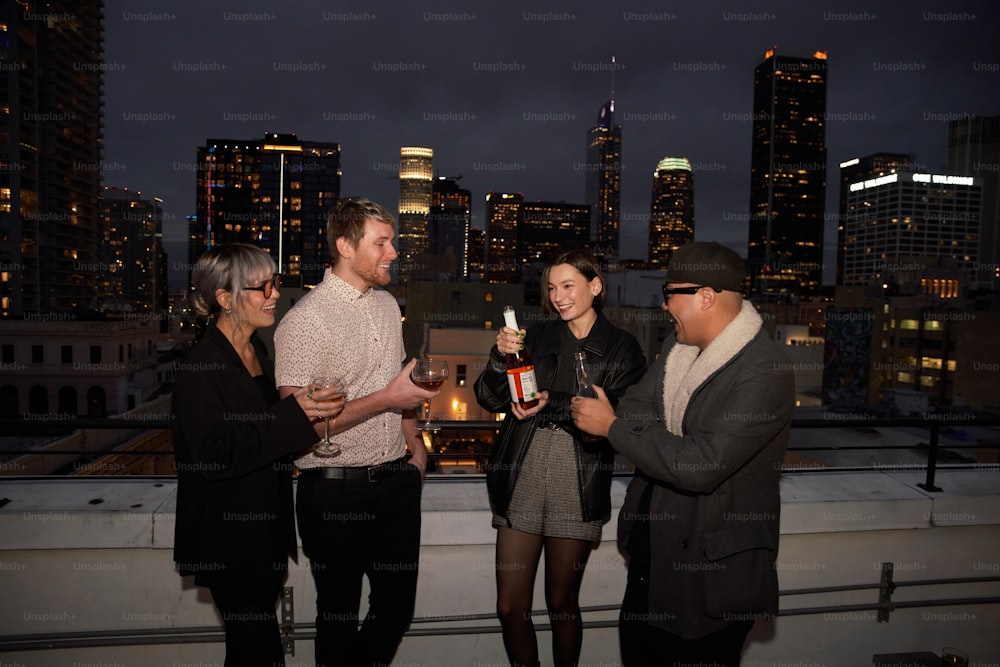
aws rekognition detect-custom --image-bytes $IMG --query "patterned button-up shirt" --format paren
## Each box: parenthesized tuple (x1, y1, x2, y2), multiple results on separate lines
(274, 270, 405, 468)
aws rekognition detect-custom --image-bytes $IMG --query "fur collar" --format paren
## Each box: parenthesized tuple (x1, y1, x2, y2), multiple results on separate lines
(662, 300, 763, 435)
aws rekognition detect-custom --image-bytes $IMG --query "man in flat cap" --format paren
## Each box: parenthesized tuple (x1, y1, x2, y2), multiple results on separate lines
(572, 241, 795, 666)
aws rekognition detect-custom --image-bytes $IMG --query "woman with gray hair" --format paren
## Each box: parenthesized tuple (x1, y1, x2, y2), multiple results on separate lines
(173, 243, 344, 666)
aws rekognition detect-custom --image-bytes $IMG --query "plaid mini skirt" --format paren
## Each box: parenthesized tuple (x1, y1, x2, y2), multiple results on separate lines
(492, 425, 605, 542)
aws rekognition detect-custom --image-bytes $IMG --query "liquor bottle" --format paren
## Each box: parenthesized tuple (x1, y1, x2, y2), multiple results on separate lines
(573, 351, 597, 398)
(502, 306, 539, 409)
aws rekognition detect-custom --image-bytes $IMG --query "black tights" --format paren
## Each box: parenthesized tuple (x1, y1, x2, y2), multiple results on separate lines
(495, 527, 595, 667)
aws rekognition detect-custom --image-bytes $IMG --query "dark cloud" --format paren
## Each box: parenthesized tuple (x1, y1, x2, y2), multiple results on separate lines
(101, 0, 1000, 283)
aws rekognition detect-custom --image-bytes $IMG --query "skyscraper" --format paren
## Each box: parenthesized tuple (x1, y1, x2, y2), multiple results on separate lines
(430, 176, 471, 278)
(837, 154, 919, 286)
(519, 201, 590, 264)
(467, 228, 486, 280)
(649, 157, 695, 266)
(192, 133, 341, 288)
(99, 187, 166, 314)
(485, 192, 523, 283)
(947, 115, 1000, 290)
(0, 2, 105, 316)
(747, 48, 828, 298)
(398, 147, 434, 278)
(585, 100, 622, 254)
(842, 170, 981, 292)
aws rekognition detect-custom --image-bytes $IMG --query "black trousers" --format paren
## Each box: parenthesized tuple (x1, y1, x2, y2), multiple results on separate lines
(209, 570, 287, 667)
(296, 465, 422, 667)
(619, 573, 754, 667)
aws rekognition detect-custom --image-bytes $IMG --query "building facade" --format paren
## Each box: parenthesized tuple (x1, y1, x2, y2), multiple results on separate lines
(401, 281, 524, 370)
(0, 2, 105, 316)
(842, 171, 982, 291)
(836, 154, 920, 287)
(585, 101, 622, 254)
(192, 133, 341, 289)
(648, 157, 695, 266)
(485, 192, 523, 283)
(430, 176, 471, 279)
(0, 318, 162, 418)
(398, 147, 434, 279)
(947, 115, 1000, 290)
(829, 285, 999, 412)
(467, 228, 486, 280)
(519, 201, 590, 265)
(747, 48, 828, 298)
(99, 188, 166, 314)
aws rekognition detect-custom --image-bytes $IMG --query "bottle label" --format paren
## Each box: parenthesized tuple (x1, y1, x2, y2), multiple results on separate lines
(506, 366, 538, 403)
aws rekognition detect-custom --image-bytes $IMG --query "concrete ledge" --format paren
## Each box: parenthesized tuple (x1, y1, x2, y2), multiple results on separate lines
(2, 469, 999, 551)
(888, 468, 1000, 526)
(0, 479, 176, 550)
(1, 470, 999, 667)
(779, 471, 934, 534)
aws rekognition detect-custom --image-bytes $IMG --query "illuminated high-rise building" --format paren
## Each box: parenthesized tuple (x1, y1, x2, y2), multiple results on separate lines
(520, 201, 590, 264)
(0, 2, 105, 316)
(843, 170, 981, 292)
(467, 228, 486, 280)
(649, 157, 695, 266)
(836, 154, 918, 286)
(430, 176, 471, 278)
(485, 192, 523, 283)
(193, 133, 341, 288)
(947, 115, 1000, 290)
(747, 48, 828, 298)
(398, 147, 434, 278)
(99, 187, 166, 313)
(585, 100, 622, 254)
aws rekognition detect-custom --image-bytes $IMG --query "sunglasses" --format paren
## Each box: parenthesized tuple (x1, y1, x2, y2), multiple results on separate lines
(244, 274, 282, 299)
(661, 284, 721, 300)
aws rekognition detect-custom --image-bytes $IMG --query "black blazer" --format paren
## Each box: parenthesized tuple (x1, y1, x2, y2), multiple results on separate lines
(474, 311, 647, 523)
(172, 323, 318, 588)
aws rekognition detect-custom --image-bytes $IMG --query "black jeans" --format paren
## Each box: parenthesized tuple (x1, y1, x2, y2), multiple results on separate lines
(209, 570, 287, 667)
(619, 573, 754, 667)
(296, 465, 422, 667)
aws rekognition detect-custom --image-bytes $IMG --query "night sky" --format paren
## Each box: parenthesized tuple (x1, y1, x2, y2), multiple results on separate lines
(100, 0, 999, 286)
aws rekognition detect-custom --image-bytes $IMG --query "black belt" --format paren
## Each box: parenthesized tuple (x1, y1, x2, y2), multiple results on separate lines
(299, 457, 409, 483)
(536, 416, 572, 431)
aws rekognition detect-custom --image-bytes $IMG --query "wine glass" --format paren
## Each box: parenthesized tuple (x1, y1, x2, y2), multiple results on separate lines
(311, 375, 347, 457)
(410, 359, 448, 431)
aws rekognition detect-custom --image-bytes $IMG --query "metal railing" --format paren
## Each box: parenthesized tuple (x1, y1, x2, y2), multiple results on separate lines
(2, 570, 999, 652)
(1, 415, 999, 491)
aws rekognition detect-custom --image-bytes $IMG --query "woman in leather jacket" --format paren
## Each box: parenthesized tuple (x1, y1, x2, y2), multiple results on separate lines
(474, 250, 646, 667)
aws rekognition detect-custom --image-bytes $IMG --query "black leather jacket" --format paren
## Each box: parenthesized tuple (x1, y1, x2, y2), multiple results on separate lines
(474, 312, 647, 523)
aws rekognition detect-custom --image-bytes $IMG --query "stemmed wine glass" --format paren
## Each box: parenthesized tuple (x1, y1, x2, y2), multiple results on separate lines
(311, 375, 347, 457)
(410, 359, 448, 431)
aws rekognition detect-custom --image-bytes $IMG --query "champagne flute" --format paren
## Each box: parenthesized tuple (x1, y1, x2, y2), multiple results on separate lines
(311, 375, 347, 457)
(410, 359, 448, 431)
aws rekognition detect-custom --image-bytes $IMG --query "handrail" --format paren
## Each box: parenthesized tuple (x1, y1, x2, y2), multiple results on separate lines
(2, 416, 998, 432)
(1, 575, 998, 652)
(2, 416, 998, 491)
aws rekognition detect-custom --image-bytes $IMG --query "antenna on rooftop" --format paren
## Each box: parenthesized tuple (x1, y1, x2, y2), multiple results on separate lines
(610, 55, 616, 113)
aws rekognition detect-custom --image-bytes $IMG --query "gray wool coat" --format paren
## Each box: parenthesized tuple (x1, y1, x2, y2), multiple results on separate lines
(608, 324, 795, 639)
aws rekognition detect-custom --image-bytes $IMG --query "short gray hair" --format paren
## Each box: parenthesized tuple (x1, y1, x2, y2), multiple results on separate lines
(191, 243, 276, 329)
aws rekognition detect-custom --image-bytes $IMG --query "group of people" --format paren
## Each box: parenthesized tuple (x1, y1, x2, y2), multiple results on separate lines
(172, 196, 795, 667)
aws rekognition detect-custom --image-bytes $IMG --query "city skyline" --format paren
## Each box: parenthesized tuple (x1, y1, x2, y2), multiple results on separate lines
(95, 1, 999, 287)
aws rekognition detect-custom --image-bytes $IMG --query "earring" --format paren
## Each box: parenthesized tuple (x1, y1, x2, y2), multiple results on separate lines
(224, 308, 232, 316)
